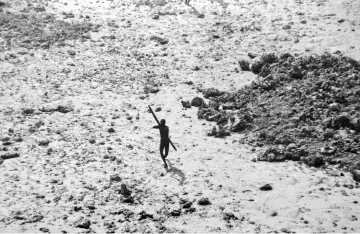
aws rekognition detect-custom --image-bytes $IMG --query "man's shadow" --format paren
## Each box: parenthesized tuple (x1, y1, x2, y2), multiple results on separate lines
(166, 160, 186, 186)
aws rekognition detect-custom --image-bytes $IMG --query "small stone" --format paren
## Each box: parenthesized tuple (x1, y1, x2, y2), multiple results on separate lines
(198, 14, 205, 18)
(338, 19, 345, 23)
(270, 211, 278, 217)
(182, 201, 193, 209)
(352, 170, 360, 182)
(282, 24, 291, 30)
(89, 139, 96, 144)
(191, 97, 205, 107)
(108, 128, 115, 133)
(120, 184, 131, 197)
(138, 210, 154, 220)
(39, 227, 49, 233)
(1, 152, 20, 160)
(152, 14, 159, 20)
(320, 146, 336, 155)
(248, 52, 257, 59)
(181, 100, 191, 108)
(123, 196, 134, 204)
(260, 184, 273, 191)
(307, 155, 324, 167)
(193, 66, 200, 71)
(155, 107, 161, 112)
(329, 103, 340, 111)
(38, 139, 51, 146)
(197, 197, 211, 205)
(170, 209, 181, 217)
(68, 50, 76, 56)
(73, 217, 91, 229)
(23, 108, 35, 115)
(223, 212, 238, 221)
(110, 174, 121, 182)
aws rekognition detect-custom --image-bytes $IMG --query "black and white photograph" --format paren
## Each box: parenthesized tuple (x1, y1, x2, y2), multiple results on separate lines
(0, 0, 360, 232)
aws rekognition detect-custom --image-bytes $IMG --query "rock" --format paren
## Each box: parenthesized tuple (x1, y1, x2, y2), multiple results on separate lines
(223, 212, 238, 221)
(352, 170, 360, 182)
(1, 153, 20, 160)
(155, 107, 161, 112)
(150, 36, 169, 45)
(270, 211, 278, 217)
(1, 137, 10, 142)
(181, 100, 191, 108)
(307, 155, 324, 167)
(68, 50, 76, 56)
(286, 143, 297, 151)
(202, 88, 223, 98)
(193, 66, 200, 71)
(207, 126, 217, 136)
(261, 53, 278, 64)
(215, 127, 231, 138)
(282, 24, 291, 30)
(320, 146, 336, 155)
(258, 146, 285, 162)
(248, 52, 258, 59)
(182, 201, 193, 209)
(329, 103, 340, 111)
(40, 102, 74, 113)
(332, 113, 351, 129)
(152, 14, 159, 20)
(198, 14, 205, 18)
(110, 174, 121, 182)
(198, 197, 211, 205)
(290, 66, 303, 79)
(73, 217, 91, 229)
(251, 60, 265, 74)
(123, 196, 134, 204)
(107, 128, 115, 133)
(144, 85, 160, 94)
(170, 209, 181, 217)
(238, 60, 250, 71)
(191, 97, 205, 107)
(39, 227, 49, 233)
(338, 19, 345, 23)
(260, 184, 273, 191)
(23, 108, 35, 115)
(138, 210, 154, 220)
(120, 184, 131, 197)
(38, 139, 51, 146)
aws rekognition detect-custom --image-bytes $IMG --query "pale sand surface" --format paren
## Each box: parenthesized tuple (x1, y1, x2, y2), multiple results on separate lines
(0, 0, 360, 232)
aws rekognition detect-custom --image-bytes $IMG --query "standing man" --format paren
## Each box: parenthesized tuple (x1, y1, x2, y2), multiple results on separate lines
(152, 119, 170, 169)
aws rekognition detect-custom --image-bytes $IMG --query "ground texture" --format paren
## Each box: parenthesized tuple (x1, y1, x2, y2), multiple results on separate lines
(1, 0, 360, 233)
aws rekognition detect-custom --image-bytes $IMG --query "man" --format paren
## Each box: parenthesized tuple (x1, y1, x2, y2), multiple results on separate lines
(152, 119, 170, 168)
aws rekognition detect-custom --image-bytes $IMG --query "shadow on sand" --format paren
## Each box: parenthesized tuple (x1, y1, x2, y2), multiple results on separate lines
(166, 160, 186, 186)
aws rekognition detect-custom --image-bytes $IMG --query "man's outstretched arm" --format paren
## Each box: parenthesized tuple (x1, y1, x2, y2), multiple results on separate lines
(153, 125, 159, 129)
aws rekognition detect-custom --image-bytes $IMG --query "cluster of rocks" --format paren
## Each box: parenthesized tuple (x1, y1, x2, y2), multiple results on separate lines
(192, 53, 360, 178)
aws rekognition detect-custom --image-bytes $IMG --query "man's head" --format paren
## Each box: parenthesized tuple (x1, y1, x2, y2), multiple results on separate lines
(160, 119, 166, 126)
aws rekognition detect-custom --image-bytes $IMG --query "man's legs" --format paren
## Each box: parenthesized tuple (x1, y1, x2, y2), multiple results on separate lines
(164, 141, 169, 158)
(160, 142, 168, 168)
